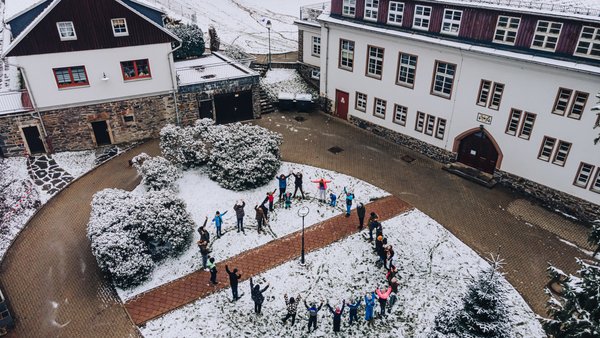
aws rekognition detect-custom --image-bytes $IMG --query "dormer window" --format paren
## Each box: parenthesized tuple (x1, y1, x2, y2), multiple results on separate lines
(531, 20, 562, 52)
(364, 0, 379, 22)
(57, 21, 76, 41)
(575, 26, 600, 60)
(413, 5, 431, 31)
(111, 18, 129, 37)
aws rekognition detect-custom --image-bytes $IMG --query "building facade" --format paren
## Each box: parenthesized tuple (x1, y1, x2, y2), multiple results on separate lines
(296, 0, 600, 222)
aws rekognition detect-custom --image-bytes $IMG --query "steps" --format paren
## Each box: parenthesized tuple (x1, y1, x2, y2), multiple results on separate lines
(442, 162, 498, 188)
(250, 62, 268, 77)
(258, 86, 275, 115)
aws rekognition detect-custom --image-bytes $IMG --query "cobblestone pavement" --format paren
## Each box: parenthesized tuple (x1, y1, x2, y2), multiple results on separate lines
(254, 111, 595, 316)
(27, 155, 74, 195)
(1, 141, 160, 338)
(125, 196, 411, 325)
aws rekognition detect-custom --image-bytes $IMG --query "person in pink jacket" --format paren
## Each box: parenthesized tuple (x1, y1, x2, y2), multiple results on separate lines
(311, 178, 332, 202)
(375, 286, 392, 318)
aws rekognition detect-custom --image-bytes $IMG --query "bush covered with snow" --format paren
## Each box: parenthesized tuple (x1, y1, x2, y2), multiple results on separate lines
(88, 189, 195, 288)
(132, 153, 182, 191)
(207, 123, 282, 190)
(168, 23, 205, 60)
(160, 119, 214, 168)
(0, 159, 40, 235)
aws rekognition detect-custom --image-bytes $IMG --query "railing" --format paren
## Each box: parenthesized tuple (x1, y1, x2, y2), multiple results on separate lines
(0, 90, 34, 115)
(450, 0, 600, 17)
(299, 2, 330, 22)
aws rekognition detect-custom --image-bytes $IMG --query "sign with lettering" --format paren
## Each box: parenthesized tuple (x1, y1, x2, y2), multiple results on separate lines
(477, 113, 492, 125)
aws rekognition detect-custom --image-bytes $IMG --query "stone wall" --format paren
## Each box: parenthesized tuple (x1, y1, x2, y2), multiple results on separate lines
(0, 113, 44, 156)
(494, 170, 600, 224)
(297, 62, 319, 89)
(349, 116, 456, 164)
(298, 29, 304, 63)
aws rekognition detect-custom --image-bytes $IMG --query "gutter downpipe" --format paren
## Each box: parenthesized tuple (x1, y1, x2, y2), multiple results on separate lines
(5, 61, 47, 138)
(167, 41, 183, 125)
(323, 21, 330, 111)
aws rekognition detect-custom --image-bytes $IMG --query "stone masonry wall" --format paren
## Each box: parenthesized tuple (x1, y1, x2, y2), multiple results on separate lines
(0, 113, 44, 156)
(297, 63, 319, 90)
(298, 29, 304, 63)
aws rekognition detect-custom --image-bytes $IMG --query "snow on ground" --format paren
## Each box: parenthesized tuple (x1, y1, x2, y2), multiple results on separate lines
(261, 68, 318, 101)
(141, 209, 545, 338)
(117, 162, 387, 300)
(51, 150, 96, 178)
(149, 0, 318, 53)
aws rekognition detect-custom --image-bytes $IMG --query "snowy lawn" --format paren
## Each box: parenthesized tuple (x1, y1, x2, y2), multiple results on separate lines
(118, 162, 387, 300)
(261, 68, 318, 101)
(140, 209, 545, 338)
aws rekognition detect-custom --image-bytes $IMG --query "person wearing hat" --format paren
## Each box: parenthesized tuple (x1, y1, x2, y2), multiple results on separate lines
(305, 299, 324, 332)
(327, 299, 346, 333)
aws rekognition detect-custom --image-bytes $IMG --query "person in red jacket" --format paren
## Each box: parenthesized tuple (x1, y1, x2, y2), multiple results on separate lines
(376, 286, 392, 318)
(311, 178, 331, 202)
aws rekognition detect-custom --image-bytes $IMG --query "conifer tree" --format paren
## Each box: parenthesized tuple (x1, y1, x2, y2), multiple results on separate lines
(589, 223, 600, 258)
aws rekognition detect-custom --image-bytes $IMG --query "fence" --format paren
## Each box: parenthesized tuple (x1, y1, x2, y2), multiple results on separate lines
(0, 90, 33, 115)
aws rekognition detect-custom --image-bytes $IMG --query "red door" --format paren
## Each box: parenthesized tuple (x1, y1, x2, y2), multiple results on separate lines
(457, 131, 499, 174)
(335, 90, 349, 120)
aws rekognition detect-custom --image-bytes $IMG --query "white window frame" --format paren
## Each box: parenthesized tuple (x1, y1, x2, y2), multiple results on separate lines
(373, 97, 386, 118)
(493, 16, 520, 45)
(477, 80, 492, 106)
(311, 36, 321, 57)
(568, 91, 588, 120)
(435, 118, 447, 139)
(489, 83, 504, 110)
(387, 1, 404, 26)
(56, 21, 77, 41)
(505, 109, 522, 136)
(441, 9, 462, 36)
(311, 69, 320, 80)
(518, 112, 536, 140)
(364, 0, 379, 22)
(552, 140, 571, 166)
(393, 104, 407, 126)
(591, 169, 600, 193)
(538, 136, 556, 161)
(415, 111, 425, 132)
(343, 0, 356, 17)
(575, 26, 600, 60)
(111, 18, 129, 37)
(339, 39, 354, 71)
(396, 52, 417, 88)
(431, 61, 456, 99)
(574, 162, 595, 188)
(413, 5, 431, 31)
(531, 20, 562, 52)
(424, 115, 436, 135)
(366, 45, 384, 79)
(355, 92, 367, 112)
(553, 88, 572, 115)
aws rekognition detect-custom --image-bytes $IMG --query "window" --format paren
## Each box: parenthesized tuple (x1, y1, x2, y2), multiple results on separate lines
(393, 104, 407, 126)
(56, 21, 76, 41)
(396, 52, 417, 88)
(111, 18, 128, 37)
(373, 98, 386, 118)
(413, 5, 431, 30)
(575, 26, 600, 59)
(355, 92, 367, 112)
(364, 0, 379, 21)
(366, 45, 384, 79)
(123, 114, 135, 123)
(505, 109, 522, 136)
(339, 39, 354, 71)
(311, 69, 320, 80)
(531, 20, 562, 51)
(53, 66, 88, 88)
(489, 83, 504, 110)
(538, 136, 556, 161)
(312, 36, 321, 57)
(121, 59, 151, 80)
(518, 112, 536, 140)
(494, 16, 520, 45)
(441, 9, 462, 36)
(591, 169, 600, 193)
(343, 0, 356, 17)
(477, 80, 492, 106)
(415, 111, 425, 132)
(573, 162, 595, 188)
(431, 61, 456, 98)
(552, 140, 571, 166)
(425, 115, 436, 135)
(552, 88, 589, 119)
(388, 1, 404, 25)
(435, 118, 447, 139)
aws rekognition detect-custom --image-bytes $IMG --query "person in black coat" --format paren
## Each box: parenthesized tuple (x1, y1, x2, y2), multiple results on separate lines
(225, 265, 242, 301)
(292, 172, 305, 199)
(357, 203, 366, 229)
(250, 277, 269, 314)
(326, 300, 346, 333)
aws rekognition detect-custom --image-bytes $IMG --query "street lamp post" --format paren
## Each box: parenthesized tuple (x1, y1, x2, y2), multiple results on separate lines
(298, 206, 310, 264)
(266, 20, 272, 70)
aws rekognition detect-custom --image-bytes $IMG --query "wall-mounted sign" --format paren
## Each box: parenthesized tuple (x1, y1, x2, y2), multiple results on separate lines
(477, 113, 492, 125)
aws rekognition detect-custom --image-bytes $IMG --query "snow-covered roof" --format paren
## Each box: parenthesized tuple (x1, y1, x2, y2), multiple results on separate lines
(175, 52, 257, 87)
(321, 14, 600, 76)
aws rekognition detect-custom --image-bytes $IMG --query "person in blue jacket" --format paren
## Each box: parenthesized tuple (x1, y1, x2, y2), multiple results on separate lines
(347, 297, 362, 325)
(343, 187, 354, 217)
(364, 291, 376, 326)
(276, 174, 291, 202)
(212, 210, 227, 238)
(305, 300, 324, 333)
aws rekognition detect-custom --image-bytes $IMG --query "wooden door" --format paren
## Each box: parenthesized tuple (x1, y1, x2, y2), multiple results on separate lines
(457, 131, 498, 174)
(91, 121, 112, 146)
(335, 90, 349, 120)
(22, 126, 46, 154)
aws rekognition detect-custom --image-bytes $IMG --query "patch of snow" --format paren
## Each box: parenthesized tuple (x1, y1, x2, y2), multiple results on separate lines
(558, 238, 596, 258)
(141, 209, 545, 337)
(261, 69, 317, 101)
(51, 150, 96, 179)
(554, 209, 579, 221)
(116, 162, 387, 300)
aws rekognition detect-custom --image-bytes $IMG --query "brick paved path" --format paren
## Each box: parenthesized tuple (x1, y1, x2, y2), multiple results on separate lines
(124, 195, 411, 325)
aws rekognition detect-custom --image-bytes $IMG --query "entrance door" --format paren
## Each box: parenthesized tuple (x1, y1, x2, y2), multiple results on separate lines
(214, 91, 253, 124)
(457, 130, 498, 174)
(198, 99, 214, 120)
(22, 126, 46, 154)
(91, 121, 112, 146)
(335, 90, 349, 120)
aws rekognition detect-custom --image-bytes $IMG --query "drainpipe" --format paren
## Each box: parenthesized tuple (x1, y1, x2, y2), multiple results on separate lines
(167, 41, 183, 125)
(5, 61, 47, 138)
(323, 22, 330, 111)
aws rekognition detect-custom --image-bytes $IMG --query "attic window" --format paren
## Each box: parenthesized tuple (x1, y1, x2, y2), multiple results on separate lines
(57, 21, 76, 41)
(111, 18, 129, 37)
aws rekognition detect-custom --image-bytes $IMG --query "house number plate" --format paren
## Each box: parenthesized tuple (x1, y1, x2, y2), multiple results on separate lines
(476, 113, 492, 125)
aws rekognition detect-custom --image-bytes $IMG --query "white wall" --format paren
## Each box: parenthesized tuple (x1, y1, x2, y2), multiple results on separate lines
(14, 43, 175, 110)
(322, 23, 600, 204)
(300, 25, 321, 67)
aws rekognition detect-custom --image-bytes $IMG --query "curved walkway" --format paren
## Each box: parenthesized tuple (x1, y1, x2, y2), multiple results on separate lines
(0, 141, 160, 337)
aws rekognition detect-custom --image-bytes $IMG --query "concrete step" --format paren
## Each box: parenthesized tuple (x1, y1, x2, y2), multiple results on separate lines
(442, 162, 498, 188)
